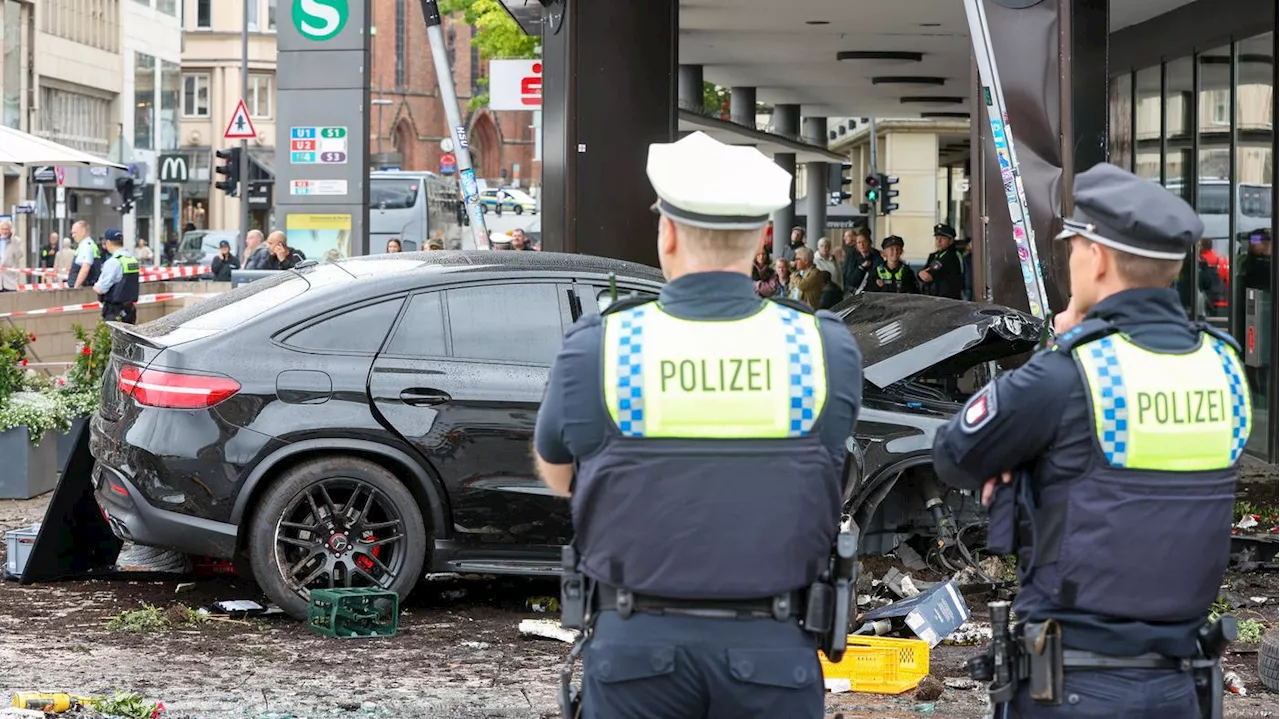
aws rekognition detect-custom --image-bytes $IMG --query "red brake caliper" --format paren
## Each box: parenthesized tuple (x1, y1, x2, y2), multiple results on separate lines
(355, 535, 381, 574)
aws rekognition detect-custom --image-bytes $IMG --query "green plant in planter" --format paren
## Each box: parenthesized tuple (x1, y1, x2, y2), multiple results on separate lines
(68, 321, 112, 391)
(0, 322, 112, 444)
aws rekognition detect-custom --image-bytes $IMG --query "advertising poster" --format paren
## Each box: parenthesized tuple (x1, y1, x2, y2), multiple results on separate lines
(285, 213, 352, 261)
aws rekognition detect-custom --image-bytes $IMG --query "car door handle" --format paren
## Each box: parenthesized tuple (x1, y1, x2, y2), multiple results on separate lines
(400, 388, 451, 406)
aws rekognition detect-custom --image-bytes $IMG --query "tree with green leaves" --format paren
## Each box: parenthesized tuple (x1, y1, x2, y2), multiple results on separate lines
(437, 0, 538, 110)
(438, 0, 538, 60)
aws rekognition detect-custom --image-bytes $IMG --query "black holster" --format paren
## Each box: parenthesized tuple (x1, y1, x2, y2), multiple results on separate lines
(802, 528, 859, 663)
(558, 545, 589, 719)
(1193, 615, 1236, 719)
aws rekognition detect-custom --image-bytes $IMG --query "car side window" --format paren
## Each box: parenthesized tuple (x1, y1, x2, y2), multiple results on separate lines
(596, 287, 659, 313)
(447, 283, 563, 364)
(384, 291, 448, 356)
(283, 297, 405, 354)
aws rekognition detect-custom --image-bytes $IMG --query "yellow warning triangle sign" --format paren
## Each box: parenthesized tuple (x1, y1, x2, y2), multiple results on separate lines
(223, 99, 257, 140)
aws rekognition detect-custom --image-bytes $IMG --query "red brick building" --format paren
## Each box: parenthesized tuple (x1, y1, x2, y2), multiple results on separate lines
(368, 0, 540, 188)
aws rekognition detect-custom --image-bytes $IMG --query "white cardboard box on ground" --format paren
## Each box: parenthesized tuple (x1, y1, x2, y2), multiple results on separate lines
(860, 578, 971, 647)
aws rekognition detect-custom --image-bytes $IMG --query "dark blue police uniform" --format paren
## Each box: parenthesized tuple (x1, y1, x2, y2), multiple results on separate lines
(931, 163, 1251, 718)
(537, 272, 862, 718)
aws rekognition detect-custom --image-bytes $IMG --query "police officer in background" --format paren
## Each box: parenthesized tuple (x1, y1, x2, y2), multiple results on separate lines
(918, 222, 964, 299)
(94, 230, 140, 324)
(932, 163, 1251, 718)
(533, 131, 863, 718)
(870, 236, 920, 294)
(68, 220, 104, 289)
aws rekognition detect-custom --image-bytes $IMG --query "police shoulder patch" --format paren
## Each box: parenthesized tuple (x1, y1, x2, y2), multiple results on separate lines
(960, 384, 998, 433)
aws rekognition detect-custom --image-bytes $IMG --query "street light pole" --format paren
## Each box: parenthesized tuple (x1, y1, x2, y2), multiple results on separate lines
(238, 0, 250, 259)
(419, 0, 490, 249)
(372, 96, 393, 157)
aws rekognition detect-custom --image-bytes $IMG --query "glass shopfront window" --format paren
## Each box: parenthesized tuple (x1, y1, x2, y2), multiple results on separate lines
(1112, 31, 1277, 460)
(1134, 66, 1162, 181)
(1198, 46, 1233, 328)
(1235, 32, 1274, 456)
(1108, 73, 1132, 171)
(1164, 57, 1195, 317)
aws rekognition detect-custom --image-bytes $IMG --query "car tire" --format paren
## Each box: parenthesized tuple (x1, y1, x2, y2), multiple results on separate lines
(514, 206, 524, 215)
(1260, 628, 1279, 693)
(247, 457, 427, 620)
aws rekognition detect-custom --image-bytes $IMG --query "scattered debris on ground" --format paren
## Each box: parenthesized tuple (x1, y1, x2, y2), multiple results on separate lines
(518, 618, 578, 644)
(105, 604, 207, 633)
(913, 675, 945, 702)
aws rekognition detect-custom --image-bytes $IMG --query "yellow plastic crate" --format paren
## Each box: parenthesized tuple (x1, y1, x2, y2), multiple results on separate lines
(819, 635, 930, 694)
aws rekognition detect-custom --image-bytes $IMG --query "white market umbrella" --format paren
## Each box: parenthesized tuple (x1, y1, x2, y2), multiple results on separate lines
(0, 125, 127, 169)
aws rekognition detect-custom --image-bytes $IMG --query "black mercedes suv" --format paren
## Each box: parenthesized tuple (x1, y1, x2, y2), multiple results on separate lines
(90, 251, 1040, 618)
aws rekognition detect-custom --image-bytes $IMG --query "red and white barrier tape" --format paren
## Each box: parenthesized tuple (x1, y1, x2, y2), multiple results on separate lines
(0, 292, 212, 319)
(12, 265, 213, 291)
(1, 264, 210, 276)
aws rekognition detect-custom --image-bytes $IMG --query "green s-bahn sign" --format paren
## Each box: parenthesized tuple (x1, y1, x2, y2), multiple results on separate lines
(292, 0, 349, 41)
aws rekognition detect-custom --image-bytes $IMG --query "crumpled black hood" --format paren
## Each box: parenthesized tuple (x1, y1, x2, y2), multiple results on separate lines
(835, 293, 1043, 388)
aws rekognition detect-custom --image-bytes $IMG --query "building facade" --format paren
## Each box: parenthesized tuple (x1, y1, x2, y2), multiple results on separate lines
(368, 0, 538, 188)
(124, 0, 183, 253)
(2, 0, 132, 258)
(177, 0, 278, 237)
(827, 119, 972, 264)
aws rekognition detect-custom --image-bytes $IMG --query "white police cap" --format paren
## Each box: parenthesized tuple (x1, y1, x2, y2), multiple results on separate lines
(646, 131, 792, 231)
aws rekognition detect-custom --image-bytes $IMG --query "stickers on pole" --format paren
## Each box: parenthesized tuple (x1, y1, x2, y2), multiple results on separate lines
(454, 126, 469, 150)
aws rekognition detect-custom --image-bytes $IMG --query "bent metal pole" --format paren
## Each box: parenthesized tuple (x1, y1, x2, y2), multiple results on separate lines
(963, 0, 1049, 320)
(420, 0, 492, 250)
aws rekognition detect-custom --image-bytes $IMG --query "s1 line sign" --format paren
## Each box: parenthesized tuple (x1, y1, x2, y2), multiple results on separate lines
(488, 60, 541, 111)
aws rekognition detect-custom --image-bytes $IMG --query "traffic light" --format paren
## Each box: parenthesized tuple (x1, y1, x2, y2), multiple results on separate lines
(115, 176, 136, 215)
(215, 147, 241, 197)
(878, 172, 900, 215)
(828, 163, 853, 206)
(864, 174, 881, 207)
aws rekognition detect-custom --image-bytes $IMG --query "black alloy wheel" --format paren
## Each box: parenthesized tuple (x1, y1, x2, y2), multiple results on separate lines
(248, 457, 426, 619)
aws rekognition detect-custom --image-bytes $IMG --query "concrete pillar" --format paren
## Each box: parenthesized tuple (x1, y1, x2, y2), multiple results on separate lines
(542, 0, 678, 264)
(730, 86, 756, 127)
(804, 117, 827, 249)
(772, 104, 801, 239)
(677, 65, 703, 111)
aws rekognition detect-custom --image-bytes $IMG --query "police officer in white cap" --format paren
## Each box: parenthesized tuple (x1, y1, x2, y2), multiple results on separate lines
(533, 131, 864, 718)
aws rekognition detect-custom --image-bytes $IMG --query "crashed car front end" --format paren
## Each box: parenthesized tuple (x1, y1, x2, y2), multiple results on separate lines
(835, 294, 1043, 565)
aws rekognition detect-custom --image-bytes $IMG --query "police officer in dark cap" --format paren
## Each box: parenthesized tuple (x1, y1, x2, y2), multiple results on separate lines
(932, 162, 1251, 718)
(869, 236, 919, 294)
(919, 222, 964, 299)
(533, 131, 864, 718)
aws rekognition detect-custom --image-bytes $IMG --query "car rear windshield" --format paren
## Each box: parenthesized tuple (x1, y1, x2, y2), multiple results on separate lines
(371, 179, 420, 210)
(181, 231, 236, 252)
(129, 263, 356, 343)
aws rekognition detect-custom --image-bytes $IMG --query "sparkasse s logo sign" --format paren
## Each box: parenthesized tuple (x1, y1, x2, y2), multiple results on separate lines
(292, 0, 348, 41)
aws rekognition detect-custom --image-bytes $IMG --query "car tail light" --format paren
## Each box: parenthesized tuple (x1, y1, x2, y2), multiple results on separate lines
(118, 365, 240, 409)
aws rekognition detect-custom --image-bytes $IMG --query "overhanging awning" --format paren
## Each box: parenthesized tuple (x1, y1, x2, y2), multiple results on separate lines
(248, 149, 274, 181)
(499, 0, 544, 36)
(678, 110, 845, 164)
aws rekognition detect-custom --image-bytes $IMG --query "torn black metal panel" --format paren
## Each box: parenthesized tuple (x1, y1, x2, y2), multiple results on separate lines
(836, 293, 1042, 388)
(977, 0, 1067, 315)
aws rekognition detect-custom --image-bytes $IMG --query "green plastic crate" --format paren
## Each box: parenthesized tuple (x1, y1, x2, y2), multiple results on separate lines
(306, 588, 399, 638)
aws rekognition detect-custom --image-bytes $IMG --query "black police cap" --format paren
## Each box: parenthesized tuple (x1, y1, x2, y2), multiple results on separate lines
(1055, 162, 1203, 261)
(933, 223, 957, 239)
(882, 235, 905, 250)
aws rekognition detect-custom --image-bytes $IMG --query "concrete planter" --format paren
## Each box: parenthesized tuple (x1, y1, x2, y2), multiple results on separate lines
(56, 416, 88, 469)
(0, 426, 58, 500)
